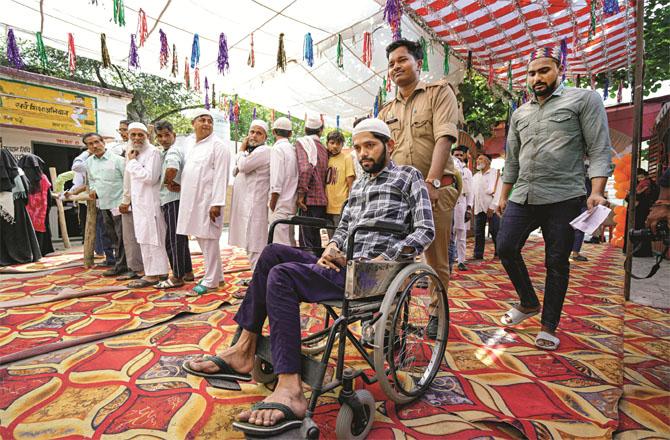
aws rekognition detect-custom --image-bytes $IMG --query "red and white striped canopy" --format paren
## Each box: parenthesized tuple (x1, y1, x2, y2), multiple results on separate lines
(404, 0, 637, 90)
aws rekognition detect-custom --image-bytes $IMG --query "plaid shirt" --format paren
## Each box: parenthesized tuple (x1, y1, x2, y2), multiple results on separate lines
(296, 136, 328, 206)
(330, 161, 434, 260)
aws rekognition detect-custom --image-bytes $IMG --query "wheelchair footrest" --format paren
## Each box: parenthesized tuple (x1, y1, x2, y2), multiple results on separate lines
(205, 377, 242, 391)
(256, 336, 328, 390)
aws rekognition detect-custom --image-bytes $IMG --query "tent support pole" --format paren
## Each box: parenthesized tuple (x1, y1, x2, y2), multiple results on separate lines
(623, 0, 645, 301)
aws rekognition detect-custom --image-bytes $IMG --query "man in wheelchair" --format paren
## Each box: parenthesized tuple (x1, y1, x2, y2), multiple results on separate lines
(183, 118, 435, 435)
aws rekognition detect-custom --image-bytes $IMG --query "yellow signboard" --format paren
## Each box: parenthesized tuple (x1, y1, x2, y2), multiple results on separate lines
(0, 78, 97, 134)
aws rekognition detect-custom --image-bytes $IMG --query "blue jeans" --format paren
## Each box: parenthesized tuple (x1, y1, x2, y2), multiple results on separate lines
(497, 197, 583, 332)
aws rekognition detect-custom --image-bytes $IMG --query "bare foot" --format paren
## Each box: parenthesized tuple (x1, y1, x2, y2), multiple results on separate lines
(237, 387, 308, 427)
(187, 344, 254, 375)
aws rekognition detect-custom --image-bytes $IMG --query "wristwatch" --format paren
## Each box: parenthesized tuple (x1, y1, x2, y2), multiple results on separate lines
(427, 178, 441, 189)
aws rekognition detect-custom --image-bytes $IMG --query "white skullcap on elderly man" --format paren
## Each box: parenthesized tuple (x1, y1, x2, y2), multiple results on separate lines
(352, 118, 391, 138)
(127, 122, 148, 133)
(250, 119, 269, 135)
(191, 108, 213, 121)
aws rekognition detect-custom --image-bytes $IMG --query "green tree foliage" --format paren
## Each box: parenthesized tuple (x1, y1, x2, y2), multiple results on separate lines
(457, 74, 509, 138)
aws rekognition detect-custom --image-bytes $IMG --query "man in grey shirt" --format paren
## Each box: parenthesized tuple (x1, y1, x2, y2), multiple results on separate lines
(496, 45, 611, 350)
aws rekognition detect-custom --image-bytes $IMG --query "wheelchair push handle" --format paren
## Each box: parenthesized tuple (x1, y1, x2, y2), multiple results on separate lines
(346, 221, 410, 260)
(267, 215, 336, 245)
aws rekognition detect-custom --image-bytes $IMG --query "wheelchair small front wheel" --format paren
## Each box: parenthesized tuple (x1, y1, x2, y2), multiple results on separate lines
(251, 356, 276, 385)
(335, 390, 375, 440)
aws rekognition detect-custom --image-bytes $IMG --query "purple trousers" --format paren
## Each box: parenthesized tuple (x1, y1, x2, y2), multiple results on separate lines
(234, 244, 345, 374)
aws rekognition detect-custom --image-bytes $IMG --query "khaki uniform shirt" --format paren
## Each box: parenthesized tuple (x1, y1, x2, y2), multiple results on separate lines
(378, 80, 459, 180)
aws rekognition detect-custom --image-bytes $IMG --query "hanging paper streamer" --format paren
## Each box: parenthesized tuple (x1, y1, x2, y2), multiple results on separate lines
(159, 29, 169, 69)
(373, 93, 380, 117)
(137, 8, 148, 47)
(218, 32, 230, 75)
(386, 70, 392, 92)
(35, 32, 48, 69)
(113, 0, 125, 27)
(194, 67, 201, 91)
(276, 33, 287, 72)
(616, 79, 623, 103)
(184, 57, 190, 89)
(190, 34, 200, 68)
(252, 107, 257, 120)
(603, 76, 609, 100)
(588, 0, 596, 41)
(382, 77, 388, 101)
(212, 83, 216, 108)
(171, 44, 178, 77)
(487, 61, 494, 87)
(204, 77, 210, 109)
(383, 0, 402, 41)
(229, 102, 235, 122)
(248, 32, 255, 67)
(233, 100, 240, 123)
(6, 28, 25, 69)
(419, 37, 429, 72)
(560, 39, 568, 81)
(128, 34, 140, 69)
(336, 115, 340, 129)
(443, 43, 450, 75)
(100, 33, 112, 68)
(303, 32, 314, 67)
(362, 32, 372, 68)
(336, 34, 344, 68)
(67, 33, 76, 74)
(467, 51, 472, 78)
(603, 0, 620, 16)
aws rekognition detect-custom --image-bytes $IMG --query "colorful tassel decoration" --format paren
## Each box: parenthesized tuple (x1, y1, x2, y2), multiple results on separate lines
(128, 34, 140, 69)
(588, 0, 596, 41)
(194, 67, 201, 91)
(113, 0, 125, 27)
(212, 83, 216, 108)
(6, 28, 24, 69)
(271, 109, 275, 122)
(419, 37, 429, 72)
(67, 33, 76, 74)
(184, 57, 190, 89)
(233, 100, 240, 123)
(362, 32, 372, 68)
(248, 32, 255, 68)
(373, 93, 380, 117)
(443, 43, 450, 75)
(507, 61, 513, 91)
(276, 33, 287, 72)
(252, 107, 257, 120)
(137, 8, 148, 47)
(35, 31, 48, 69)
(386, 70, 392, 91)
(603, 0, 620, 16)
(616, 79, 623, 103)
(229, 102, 235, 122)
(101, 33, 112, 68)
(467, 51, 472, 78)
(303, 32, 314, 67)
(171, 44, 178, 77)
(383, 0, 402, 41)
(159, 29, 169, 69)
(218, 32, 230, 75)
(336, 34, 344, 68)
(204, 77, 210, 109)
(336, 115, 340, 129)
(560, 39, 568, 80)
(603, 76, 609, 100)
(190, 33, 200, 68)
(382, 76, 388, 100)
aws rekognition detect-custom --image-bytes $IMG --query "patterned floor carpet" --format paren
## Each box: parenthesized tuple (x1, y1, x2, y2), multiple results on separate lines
(0, 238, 668, 439)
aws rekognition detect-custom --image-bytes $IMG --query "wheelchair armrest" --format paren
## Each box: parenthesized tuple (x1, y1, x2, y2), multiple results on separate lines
(289, 216, 332, 228)
(346, 221, 410, 260)
(367, 220, 408, 234)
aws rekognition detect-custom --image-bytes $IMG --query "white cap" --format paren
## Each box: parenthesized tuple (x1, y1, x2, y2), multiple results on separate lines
(127, 122, 148, 133)
(250, 119, 269, 134)
(352, 118, 391, 138)
(305, 114, 323, 130)
(191, 108, 213, 121)
(272, 117, 292, 131)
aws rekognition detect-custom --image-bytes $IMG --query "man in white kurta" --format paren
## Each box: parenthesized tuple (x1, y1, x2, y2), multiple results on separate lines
(268, 117, 298, 246)
(472, 153, 502, 260)
(229, 119, 271, 270)
(125, 123, 170, 287)
(177, 109, 231, 295)
(452, 146, 474, 271)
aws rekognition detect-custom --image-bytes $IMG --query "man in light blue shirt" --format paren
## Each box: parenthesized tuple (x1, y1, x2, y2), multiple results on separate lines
(84, 132, 128, 276)
(153, 120, 193, 289)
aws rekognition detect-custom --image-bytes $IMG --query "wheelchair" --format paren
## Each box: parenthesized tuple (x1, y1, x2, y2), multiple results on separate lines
(234, 216, 450, 439)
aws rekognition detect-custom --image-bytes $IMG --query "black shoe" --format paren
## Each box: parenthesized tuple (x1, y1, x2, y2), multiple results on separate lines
(571, 254, 588, 262)
(457, 262, 468, 271)
(103, 267, 127, 277)
(426, 315, 439, 340)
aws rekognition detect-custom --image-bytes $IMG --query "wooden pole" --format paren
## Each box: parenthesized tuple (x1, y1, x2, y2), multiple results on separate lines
(48, 167, 70, 249)
(83, 199, 97, 267)
(623, 0, 645, 301)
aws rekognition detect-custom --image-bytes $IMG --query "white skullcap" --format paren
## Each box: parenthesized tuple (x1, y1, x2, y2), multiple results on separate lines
(127, 122, 148, 133)
(305, 114, 323, 130)
(250, 119, 269, 134)
(191, 108, 213, 121)
(272, 117, 292, 131)
(352, 118, 391, 138)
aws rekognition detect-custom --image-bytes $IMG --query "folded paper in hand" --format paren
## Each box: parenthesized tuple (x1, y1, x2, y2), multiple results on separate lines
(570, 205, 612, 235)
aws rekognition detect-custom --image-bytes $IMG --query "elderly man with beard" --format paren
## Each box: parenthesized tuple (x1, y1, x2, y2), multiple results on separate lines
(183, 118, 434, 437)
(176, 109, 230, 295)
(496, 46, 612, 350)
(125, 122, 170, 288)
(229, 120, 271, 272)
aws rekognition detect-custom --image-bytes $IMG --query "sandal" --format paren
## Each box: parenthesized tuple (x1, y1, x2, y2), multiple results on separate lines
(155, 278, 185, 289)
(116, 271, 140, 281)
(500, 307, 539, 326)
(535, 331, 560, 350)
(232, 402, 303, 437)
(182, 355, 251, 381)
(191, 283, 217, 295)
(128, 278, 159, 288)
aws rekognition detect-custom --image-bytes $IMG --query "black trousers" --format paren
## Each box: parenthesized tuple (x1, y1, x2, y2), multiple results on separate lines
(101, 209, 127, 273)
(298, 205, 328, 249)
(161, 200, 192, 278)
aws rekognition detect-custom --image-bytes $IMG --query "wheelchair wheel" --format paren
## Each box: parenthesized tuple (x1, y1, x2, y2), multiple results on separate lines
(373, 263, 449, 404)
(335, 390, 375, 440)
(251, 356, 277, 385)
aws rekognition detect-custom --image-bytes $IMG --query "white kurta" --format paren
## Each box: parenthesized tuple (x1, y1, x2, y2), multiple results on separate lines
(269, 139, 299, 245)
(229, 145, 271, 253)
(176, 134, 230, 239)
(472, 167, 502, 215)
(453, 158, 474, 231)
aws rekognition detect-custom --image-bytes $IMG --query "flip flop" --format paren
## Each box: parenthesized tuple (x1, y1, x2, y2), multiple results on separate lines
(116, 271, 140, 281)
(232, 402, 303, 437)
(128, 278, 158, 288)
(190, 283, 217, 295)
(182, 355, 252, 381)
(500, 307, 539, 326)
(155, 278, 185, 289)
(535, 331, 560, 351)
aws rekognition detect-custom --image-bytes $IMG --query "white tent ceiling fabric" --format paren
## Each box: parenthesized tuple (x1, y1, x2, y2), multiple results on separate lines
(2, 0, 465, 130)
